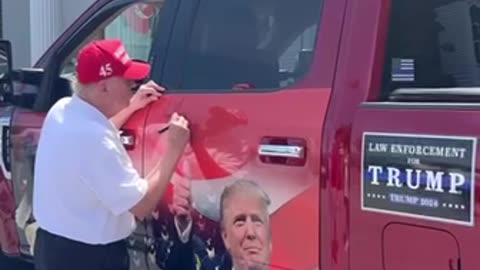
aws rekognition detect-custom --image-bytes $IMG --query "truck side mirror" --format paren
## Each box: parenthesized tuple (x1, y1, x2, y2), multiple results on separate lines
(0, 40, 12, 85)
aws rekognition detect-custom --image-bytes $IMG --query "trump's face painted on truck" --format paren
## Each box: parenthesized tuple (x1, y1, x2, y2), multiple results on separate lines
(220, 180, 272, 270)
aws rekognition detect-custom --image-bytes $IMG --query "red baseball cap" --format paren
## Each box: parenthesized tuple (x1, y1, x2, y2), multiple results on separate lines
(75, 38, 150, 84)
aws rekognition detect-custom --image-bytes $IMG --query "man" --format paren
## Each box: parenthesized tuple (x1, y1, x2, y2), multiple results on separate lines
(32, 38, 190, 270)
(165, 178, 272, 270)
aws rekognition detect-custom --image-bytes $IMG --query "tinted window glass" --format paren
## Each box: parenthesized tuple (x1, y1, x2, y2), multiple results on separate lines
(180, 0, 323, 91)
(382, 0, 480, 99)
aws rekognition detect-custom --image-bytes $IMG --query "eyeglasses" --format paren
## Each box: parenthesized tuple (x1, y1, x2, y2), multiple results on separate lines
(131, 81, 142, 92)
(130, 77, 149, 92)
(130, 59, 150, 92)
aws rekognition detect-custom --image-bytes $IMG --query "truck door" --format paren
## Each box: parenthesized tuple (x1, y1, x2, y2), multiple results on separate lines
(0, 80, 18, 255)
(348, 0, 478, 269)
(142, 0, 346, 270)
(5, 0, 179, 266)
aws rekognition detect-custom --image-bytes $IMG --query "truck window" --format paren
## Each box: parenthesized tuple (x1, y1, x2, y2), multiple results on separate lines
(278, 25, 318, 88)
(61, 3, 162, 81)
(178, 0, 322, 91)
(381, 0, 480, 100)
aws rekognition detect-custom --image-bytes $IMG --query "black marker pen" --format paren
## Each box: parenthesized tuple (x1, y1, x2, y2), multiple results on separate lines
(158, 125, 169, 134)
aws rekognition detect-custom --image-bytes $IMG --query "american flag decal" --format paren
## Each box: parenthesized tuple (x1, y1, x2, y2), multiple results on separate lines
(391, 58, 415, 82)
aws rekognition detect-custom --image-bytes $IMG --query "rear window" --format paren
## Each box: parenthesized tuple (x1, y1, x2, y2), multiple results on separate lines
(381, 0, 480, 99)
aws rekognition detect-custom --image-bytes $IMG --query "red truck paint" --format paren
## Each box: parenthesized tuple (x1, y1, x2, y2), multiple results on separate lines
(320, 1, 390, 269)
(0, 174, 18, 255)
(142, 89, 331, 270)
(0, 0, 476, 269)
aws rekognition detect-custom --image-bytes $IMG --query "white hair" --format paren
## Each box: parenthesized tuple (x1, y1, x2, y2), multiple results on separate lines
(69, 76, 92, 96)
(219, 179, 271, 228)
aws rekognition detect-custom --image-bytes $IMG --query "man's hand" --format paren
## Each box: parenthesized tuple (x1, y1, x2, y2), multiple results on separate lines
(129, 80, 164, 112)
(110, 80, 164, 129)
(166, 113, 190, 156)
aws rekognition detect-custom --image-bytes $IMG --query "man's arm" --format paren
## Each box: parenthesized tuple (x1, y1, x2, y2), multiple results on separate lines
(79, 112, 189, 222)
(129, 113, 190, 220)
(129, 149, 179, 220)
(110, 80, 164, 129)
(111, 106, 137, 129)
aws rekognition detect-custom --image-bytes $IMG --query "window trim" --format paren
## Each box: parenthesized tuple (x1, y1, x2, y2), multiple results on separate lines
(158, 0, 325, 94)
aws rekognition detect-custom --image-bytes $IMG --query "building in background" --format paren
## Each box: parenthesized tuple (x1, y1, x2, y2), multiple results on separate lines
(1, 0, 95, 69)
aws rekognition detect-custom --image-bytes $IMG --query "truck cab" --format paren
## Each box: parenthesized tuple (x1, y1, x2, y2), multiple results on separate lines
(0, 0, 478, 270)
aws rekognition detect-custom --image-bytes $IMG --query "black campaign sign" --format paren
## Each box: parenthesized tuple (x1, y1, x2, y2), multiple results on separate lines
(361, 132, 477, 226)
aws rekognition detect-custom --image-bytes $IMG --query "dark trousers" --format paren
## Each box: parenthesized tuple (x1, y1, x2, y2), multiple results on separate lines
(34, 227, 130, 270)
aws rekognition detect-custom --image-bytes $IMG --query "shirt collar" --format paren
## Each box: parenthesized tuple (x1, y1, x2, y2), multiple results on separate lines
(70, 94, 118, 133)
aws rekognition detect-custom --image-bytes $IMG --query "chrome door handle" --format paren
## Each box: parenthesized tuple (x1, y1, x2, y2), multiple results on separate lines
(258, 144, 305, 159)
(120, 134, 134, 146)
(119, 130, 135, 149)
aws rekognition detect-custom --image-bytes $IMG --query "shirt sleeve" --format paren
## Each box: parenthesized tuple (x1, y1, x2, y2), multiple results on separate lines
(79, 129, 148, 216)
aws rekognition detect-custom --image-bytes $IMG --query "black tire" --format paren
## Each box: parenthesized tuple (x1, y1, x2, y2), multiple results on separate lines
(0, 252, 34, 270)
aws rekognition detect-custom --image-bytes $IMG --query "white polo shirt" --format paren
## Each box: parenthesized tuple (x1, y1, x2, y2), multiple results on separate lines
(33, 94, 148, 244)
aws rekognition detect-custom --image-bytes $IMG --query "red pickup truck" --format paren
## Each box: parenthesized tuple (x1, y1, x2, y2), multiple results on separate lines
(0, 0, 477, 269)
